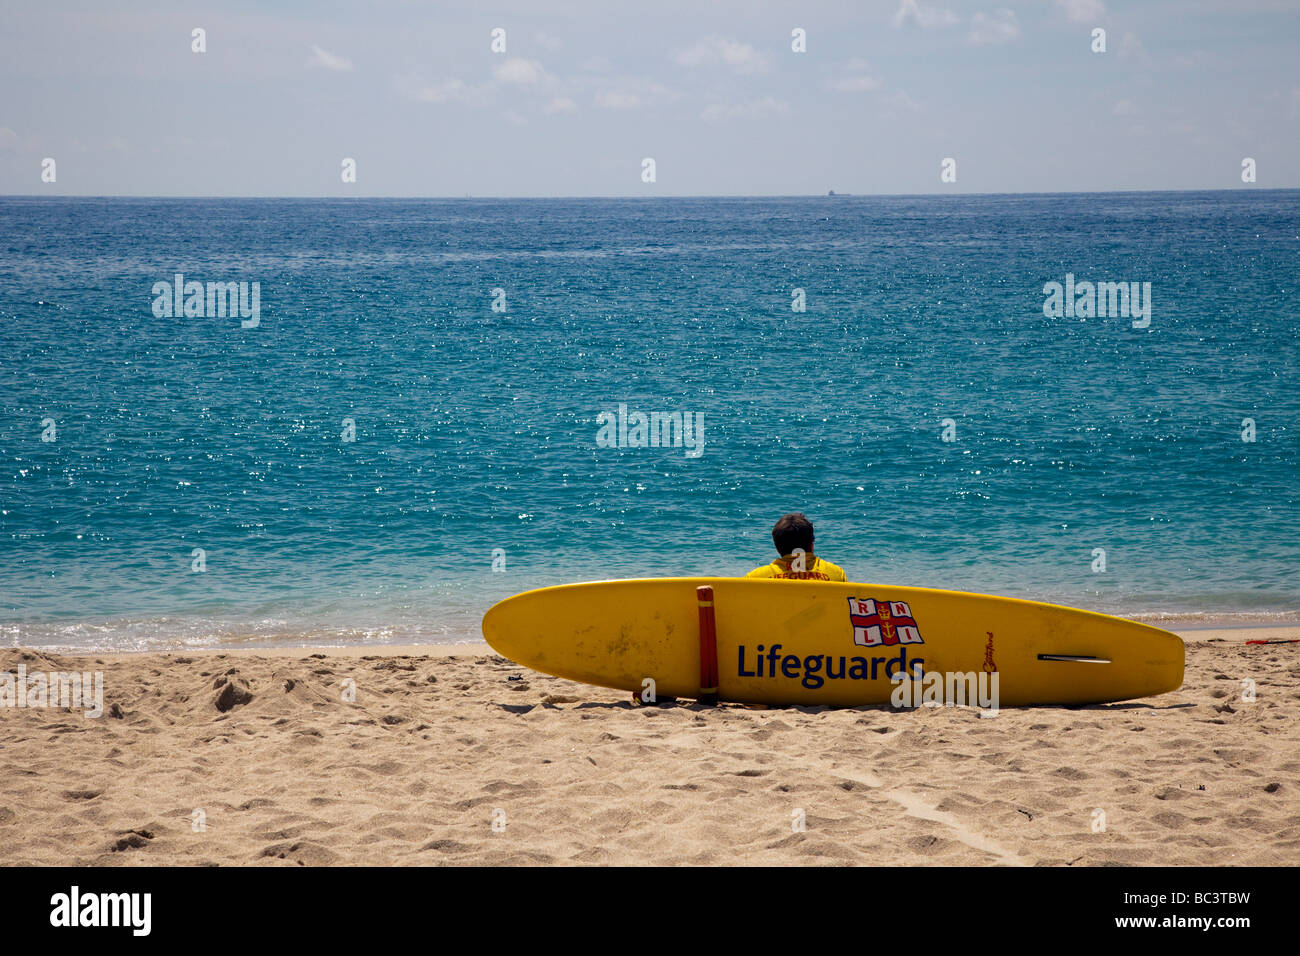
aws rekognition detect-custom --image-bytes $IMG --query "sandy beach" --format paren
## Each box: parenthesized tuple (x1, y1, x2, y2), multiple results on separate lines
(1, 627, 1297, 866)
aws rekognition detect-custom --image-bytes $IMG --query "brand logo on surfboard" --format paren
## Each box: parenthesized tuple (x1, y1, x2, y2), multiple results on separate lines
(848, 598, 925, 647)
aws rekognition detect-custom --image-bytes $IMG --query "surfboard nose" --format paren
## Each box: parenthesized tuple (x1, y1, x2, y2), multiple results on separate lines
(480, 599, 509, 656)
(480, 593, 534, 663)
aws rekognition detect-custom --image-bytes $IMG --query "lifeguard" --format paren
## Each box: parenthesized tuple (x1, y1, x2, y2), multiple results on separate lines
(745, 513, 847, 582)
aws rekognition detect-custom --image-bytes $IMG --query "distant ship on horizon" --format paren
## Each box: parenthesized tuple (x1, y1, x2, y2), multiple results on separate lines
(827, 190, 853, 196)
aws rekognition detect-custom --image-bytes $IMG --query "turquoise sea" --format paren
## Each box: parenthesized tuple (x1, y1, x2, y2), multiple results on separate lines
(1, 192, 1297, 650)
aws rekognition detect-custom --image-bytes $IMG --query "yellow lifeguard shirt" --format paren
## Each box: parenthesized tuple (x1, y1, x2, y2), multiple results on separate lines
(746, 553, 847, 582)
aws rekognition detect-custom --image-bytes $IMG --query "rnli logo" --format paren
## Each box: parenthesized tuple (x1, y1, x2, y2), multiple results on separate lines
(848, 598, 925, 647)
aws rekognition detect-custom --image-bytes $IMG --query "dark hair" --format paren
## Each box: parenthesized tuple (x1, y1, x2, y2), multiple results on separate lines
(772, 513, 814, 556)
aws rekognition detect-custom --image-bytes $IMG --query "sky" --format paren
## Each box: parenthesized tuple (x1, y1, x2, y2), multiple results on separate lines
(0, 0, 1297, 196)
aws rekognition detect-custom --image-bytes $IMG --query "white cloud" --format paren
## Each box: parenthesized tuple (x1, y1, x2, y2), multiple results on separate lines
(1112, 98, 1138, 116)
(831, 74, 883, 93)
(1119, 31, 1146, 58)
(892, 0, 959, 29)
(534, 32, 562, 52)
(307, 44, 353, 72)
(399, 77, 469, 104)
(1057, 0, 1107, 23)
(644, 81, 681, 105)
(544, 97, 578, 114)
(493, 58, 546, 85)
(967, 9, 1021, 45)
(700, 97, 790, 122)
(880, 89, 921, 117)
(586, 78, 679, 110)
(674, 37, 768, 74)
(829, 60, 883, 94)
(595, 90, 640, 109)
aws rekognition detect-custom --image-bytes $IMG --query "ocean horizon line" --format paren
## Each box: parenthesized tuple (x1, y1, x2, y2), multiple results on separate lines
(2, 187, 1296, 202)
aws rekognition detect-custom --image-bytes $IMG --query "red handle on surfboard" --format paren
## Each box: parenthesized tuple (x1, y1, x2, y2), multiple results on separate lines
(697, 585, 719, 705)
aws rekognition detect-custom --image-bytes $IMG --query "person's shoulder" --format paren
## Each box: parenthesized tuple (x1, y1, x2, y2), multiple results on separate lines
(816, 558, 848, 581)
(745, 564, 778, 578)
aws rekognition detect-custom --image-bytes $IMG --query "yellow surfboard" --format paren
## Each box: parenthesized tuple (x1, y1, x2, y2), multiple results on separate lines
(481, 578, 1185, 707)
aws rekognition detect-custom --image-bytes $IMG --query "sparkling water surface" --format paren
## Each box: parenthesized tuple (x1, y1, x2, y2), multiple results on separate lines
(1, 193, 1297, 650)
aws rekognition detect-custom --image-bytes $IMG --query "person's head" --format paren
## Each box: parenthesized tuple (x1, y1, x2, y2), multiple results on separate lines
(772, 513, 815, 556)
